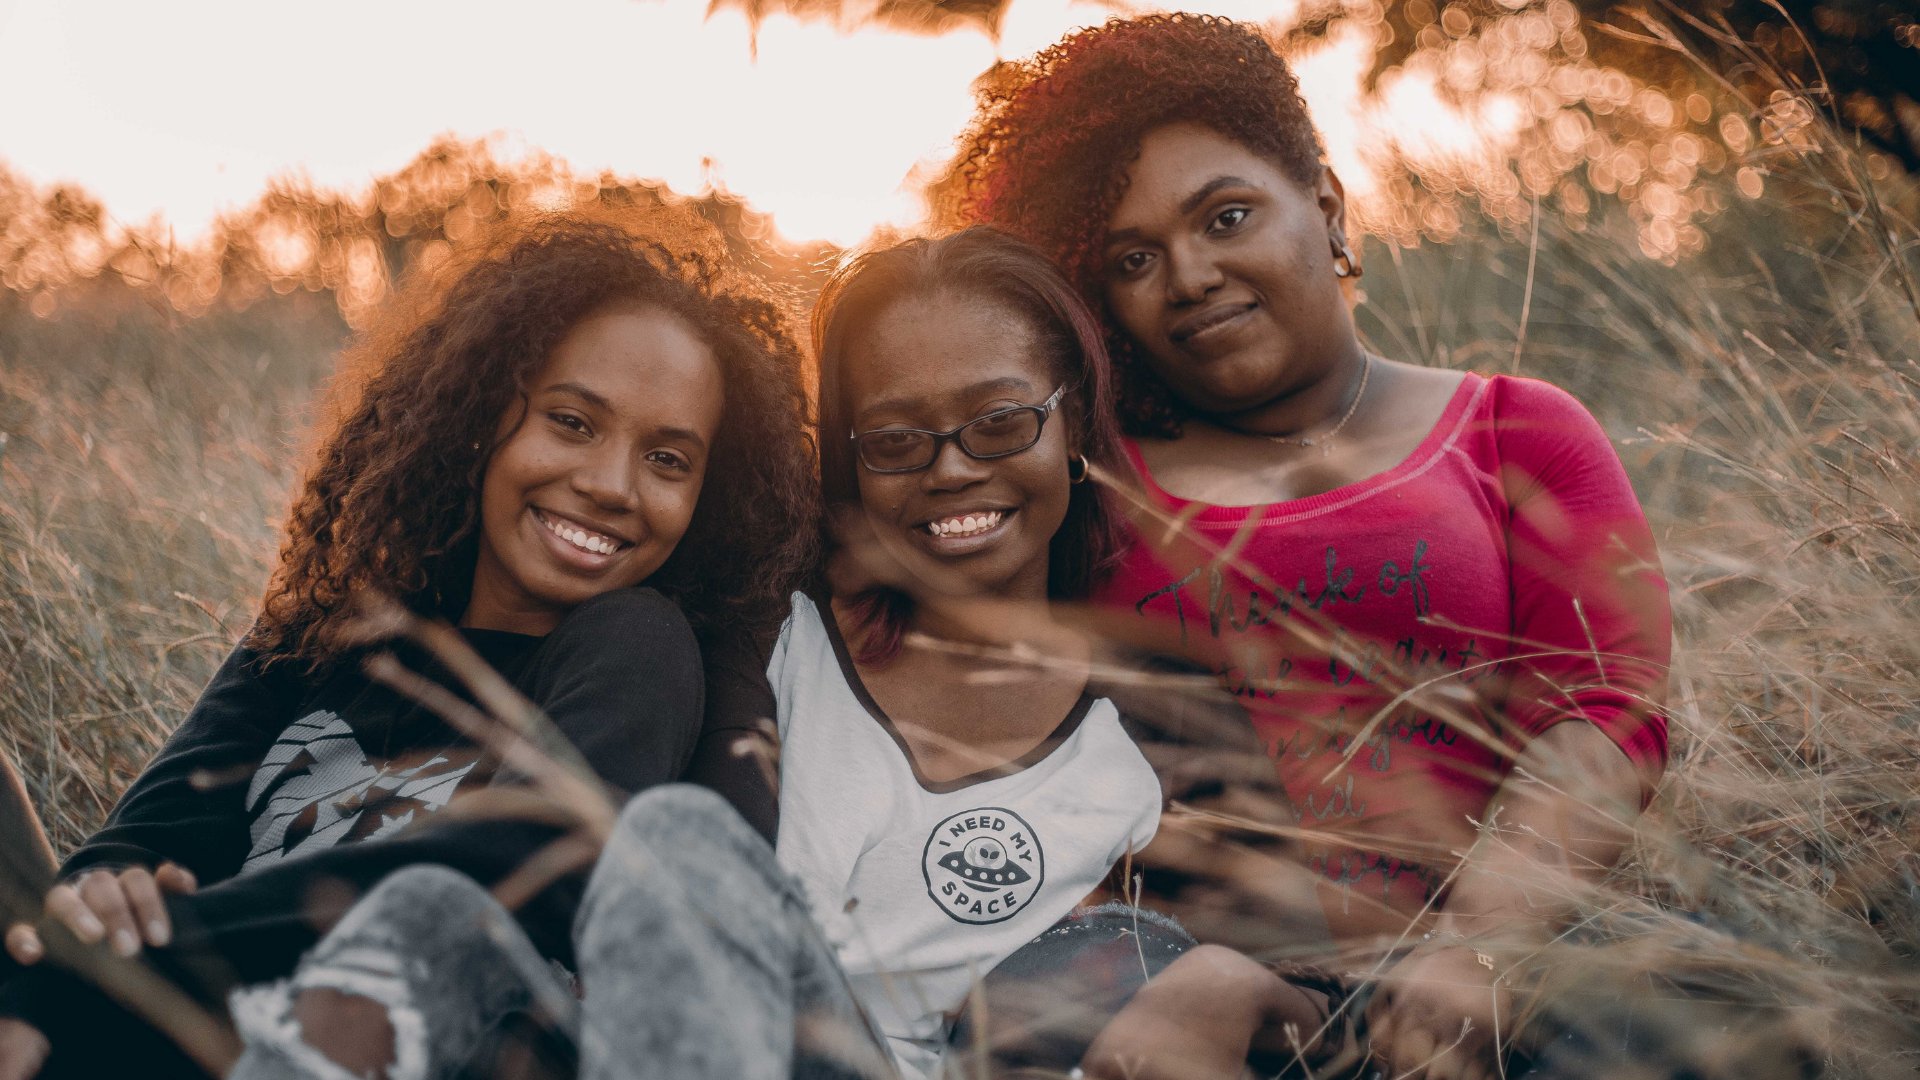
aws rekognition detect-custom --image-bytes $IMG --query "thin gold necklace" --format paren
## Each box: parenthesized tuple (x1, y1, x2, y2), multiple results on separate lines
(1259, 354, 1371, 455)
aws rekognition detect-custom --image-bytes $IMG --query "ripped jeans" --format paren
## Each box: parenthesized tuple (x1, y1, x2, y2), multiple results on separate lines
(227, 785, 894, 1080)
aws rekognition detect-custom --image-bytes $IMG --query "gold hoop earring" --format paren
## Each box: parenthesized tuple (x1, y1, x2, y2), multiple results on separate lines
(1067, 455, 1089, 484)
(1332, 242, 1358, 279)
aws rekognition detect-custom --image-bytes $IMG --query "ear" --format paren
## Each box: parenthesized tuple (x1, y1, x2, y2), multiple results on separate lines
(1317, 166, 1351, 247)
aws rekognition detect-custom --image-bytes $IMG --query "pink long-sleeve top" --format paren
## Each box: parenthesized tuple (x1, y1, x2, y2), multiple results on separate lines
(1095, 372, 1671, 939)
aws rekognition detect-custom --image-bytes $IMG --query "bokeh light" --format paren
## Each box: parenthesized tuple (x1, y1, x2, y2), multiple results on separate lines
(2, 0, 1909, 317)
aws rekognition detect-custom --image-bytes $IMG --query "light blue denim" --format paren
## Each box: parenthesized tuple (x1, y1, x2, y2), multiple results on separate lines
(228, 785, 894, 1080)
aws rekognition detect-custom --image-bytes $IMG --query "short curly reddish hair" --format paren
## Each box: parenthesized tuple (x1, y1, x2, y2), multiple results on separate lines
(935, 14, 1325, 437)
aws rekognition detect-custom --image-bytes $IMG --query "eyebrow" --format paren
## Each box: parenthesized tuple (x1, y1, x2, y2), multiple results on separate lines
(1104, 175, 1256, 247)
(542, 382, 710, 451)
(857, 376, 1037, 424)
(656, 426, 710, 452)
(543, 381, 611, 410)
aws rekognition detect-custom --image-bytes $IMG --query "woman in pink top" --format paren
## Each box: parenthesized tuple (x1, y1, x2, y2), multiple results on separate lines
(942, 14, 1672, 1079)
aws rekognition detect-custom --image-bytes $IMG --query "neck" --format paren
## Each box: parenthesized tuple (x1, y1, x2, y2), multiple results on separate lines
(1219, 338, 1370, 440)
(910, 593, 1047, 648)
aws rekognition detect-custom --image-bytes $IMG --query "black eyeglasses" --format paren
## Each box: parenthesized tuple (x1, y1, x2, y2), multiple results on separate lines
(850, 386, 1065, 474)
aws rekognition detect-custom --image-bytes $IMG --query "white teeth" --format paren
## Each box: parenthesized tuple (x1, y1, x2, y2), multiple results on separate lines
(539, 511, 620, 556)
(927, 511, 1004, 538)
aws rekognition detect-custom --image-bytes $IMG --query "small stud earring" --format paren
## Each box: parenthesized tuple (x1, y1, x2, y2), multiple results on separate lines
(470, 441, 481, 451)
(1067, 455, 1090, 484)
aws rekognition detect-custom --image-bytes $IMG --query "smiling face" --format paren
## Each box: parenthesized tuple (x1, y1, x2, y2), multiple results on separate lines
(841, 290, 1073, 603)
(1102, 122, 1355, 417)
(464, 304, 726, 636)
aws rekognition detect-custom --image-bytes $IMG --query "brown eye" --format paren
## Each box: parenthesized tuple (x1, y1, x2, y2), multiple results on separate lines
(1208, 207, 1250, 233)
(647, 449, 693, 473)
(548, 412, 590, 436)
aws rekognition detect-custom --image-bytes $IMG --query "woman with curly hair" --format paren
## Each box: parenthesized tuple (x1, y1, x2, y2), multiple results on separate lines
(0, 209, 818, 1080)
(940, 15, 1673, 1080)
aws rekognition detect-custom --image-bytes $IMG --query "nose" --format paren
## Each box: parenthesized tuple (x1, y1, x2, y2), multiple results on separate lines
(1165, 241, 1224, 305)
(921, 436, 991, 493)
(570, 444, 642, 511)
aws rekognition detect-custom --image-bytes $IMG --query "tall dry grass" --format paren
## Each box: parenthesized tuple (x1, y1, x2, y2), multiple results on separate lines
(1, 79, 1917, 1080)
(0, 288, 344, 848)
(1347, 102, 1920, 1071)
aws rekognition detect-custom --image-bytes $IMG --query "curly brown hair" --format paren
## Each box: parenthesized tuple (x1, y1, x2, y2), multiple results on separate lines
(249, 209, 818, 670)
(934, 13, 1326, 438)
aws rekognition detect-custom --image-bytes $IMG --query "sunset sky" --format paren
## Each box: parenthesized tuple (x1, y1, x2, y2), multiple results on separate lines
(0, 0, 1514, 246)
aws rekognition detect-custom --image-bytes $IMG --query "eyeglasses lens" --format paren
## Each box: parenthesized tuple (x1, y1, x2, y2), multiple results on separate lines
(855, 407, 1045, 473)
(859, 430, 935, 472)
(958, 409, 1041, 458)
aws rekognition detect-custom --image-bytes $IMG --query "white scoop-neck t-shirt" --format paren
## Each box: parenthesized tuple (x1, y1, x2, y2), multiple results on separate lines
(769, 593, 1166, 1079)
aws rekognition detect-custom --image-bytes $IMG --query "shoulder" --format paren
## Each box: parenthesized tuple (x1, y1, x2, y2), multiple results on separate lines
(192, 638, 316, 724)
(772, 590, 829, 655)
(548, 587, 696, 652)
(1464, 373, 1622, 469)
(1479, 373, 1608, 432)
(522, 588, 703, 696)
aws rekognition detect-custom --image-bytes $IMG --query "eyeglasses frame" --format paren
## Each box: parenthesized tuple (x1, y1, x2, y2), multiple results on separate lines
(849, 385, 1067, 475)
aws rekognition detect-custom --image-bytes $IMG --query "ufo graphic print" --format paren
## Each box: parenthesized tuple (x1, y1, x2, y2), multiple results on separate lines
(922, 807, 1045, 925)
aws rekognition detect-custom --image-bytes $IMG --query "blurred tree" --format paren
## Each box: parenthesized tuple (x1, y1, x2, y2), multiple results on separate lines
(1593, 0, 1918, 173)
(0, 138, 833, 327)
(1333, 0, 1918, 172)
(701, 0, 1010, 41)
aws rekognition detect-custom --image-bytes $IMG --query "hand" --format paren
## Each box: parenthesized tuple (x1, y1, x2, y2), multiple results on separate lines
(824, 506, 913, 596)
(0, 1017, 50, 1080)
(4, 863, 197, 965)
(1081, 945, 1325, 1080)
(1365, 943, 1510, 1080)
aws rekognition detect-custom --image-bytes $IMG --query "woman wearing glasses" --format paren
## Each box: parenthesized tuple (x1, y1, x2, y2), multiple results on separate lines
(584, 226, 1328, 1080)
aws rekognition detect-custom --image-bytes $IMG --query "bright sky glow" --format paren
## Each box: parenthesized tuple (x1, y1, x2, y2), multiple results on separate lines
(0, 0, 1510, 247)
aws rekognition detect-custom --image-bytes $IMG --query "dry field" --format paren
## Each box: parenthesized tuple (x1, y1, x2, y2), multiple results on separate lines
(2, 107, 1917, 1076)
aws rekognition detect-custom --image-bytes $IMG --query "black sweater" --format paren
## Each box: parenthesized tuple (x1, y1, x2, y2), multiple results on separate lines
(0, 586, 708, 1069)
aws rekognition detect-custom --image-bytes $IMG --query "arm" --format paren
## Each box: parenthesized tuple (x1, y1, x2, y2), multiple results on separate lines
(4, 641, 290, 969)
(685, 625, 782, 844)
(1492, 376, 1671, 791)
(60, 641, 297, 886)
(1101, 654, 1330, 957)
(1081, 945, 1330, 1080)
(0, 641, 291, 1061)
(158, 587, 710, 968)
(1368, 380, 1671, 1079)
(2, 588, 709, 1044)
(1442, 379, 1665, 928)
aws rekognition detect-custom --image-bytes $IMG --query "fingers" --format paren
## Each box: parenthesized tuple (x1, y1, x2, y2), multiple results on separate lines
(15, 865, 193, 967)
(73, 871, 140, 957)
(153, 862, 197, 895)
(1369, 998, 1494, 1080)
(40, 883, 105, 946)
(2, 924, 40, 966)
(117, 867, 172, 948)
(27, 865, 195, 962)
(0, 1017, 52, 1080)
(1383, 1024, 1438, 1080)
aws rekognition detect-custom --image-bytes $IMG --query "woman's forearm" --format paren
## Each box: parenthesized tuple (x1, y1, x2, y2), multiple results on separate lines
(1437, 720, 1642, 941)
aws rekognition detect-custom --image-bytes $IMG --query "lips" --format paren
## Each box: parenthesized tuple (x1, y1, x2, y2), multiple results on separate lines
(1170, 301, 1257, 344)
(533, 507, 632, 558)
(922, 509, 1007, 538)
(911, 507, 1016, 556)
